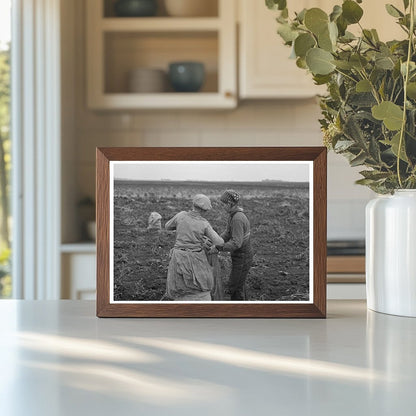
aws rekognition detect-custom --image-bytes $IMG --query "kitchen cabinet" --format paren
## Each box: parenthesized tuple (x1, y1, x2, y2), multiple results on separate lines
(238, 0, 325, 99)
(61, 245, 96, 300)
(86, 0, 237, 109)
(238, 0, 404, 99)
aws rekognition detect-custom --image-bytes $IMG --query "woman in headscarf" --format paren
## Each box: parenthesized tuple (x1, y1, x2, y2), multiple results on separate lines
(165, 194, 224, 301)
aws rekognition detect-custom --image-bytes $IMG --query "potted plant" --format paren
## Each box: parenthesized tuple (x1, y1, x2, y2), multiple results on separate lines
(266, 0, 416, 316)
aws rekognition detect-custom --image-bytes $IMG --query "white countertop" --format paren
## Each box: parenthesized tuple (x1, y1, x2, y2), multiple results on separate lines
(0, 300, 415, 416)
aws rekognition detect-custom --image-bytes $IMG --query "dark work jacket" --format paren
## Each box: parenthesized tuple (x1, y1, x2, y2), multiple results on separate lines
(221, 206, 251, 253)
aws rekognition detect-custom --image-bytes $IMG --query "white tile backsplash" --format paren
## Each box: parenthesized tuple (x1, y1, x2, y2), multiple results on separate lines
(178, 111, 227, 130)
(328, 199, 369, 240)
(142, 130, 200, 146)
(133, 112, 180, 130)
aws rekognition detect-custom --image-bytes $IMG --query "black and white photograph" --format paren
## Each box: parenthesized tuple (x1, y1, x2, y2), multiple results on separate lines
(110, 161, 313, 303)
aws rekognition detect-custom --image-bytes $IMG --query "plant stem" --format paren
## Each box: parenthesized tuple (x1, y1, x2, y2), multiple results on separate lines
(358, 69, 381, 104)
(397, 0, 415, 188)
(334, 68, 358, 84)
(390, 79, 398, 101)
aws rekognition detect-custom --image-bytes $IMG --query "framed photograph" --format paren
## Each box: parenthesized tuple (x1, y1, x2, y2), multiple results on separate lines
(96, 147, 327, 318)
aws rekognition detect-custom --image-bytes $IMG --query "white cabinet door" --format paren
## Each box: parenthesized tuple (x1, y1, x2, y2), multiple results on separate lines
(238, 0, 404, 99)
(239, 0, 326, 99)
(62, 253, 96, 300)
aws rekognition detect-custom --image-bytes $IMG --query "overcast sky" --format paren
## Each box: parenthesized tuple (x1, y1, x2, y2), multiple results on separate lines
(113, 161, 310, 182)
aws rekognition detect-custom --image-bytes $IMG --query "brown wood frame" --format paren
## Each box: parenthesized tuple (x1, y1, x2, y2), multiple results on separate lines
(96, 147, 327, 318)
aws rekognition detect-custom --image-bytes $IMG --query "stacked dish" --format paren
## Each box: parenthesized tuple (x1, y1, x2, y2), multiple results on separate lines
(128, 68, 167, 93)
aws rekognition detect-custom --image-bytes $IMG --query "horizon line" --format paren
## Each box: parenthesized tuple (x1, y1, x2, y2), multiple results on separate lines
(113, 178, 309, 183)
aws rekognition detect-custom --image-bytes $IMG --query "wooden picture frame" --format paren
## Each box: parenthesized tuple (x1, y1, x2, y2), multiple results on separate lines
(96, 147, 327, 318)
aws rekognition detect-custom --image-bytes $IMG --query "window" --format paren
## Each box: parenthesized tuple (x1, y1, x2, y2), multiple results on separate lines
(0, 0, 11, 298)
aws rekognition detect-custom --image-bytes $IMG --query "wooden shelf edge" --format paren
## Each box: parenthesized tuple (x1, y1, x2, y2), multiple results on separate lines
(327, 255, 365, 274)
(88, 93, 237, 110)
(101, 17, 221, 32)
(61, 243, 96, 254)
(327, 274, 366, 284)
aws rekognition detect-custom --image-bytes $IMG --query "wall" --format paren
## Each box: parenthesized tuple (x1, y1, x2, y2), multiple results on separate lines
(61, 0, 374, 243)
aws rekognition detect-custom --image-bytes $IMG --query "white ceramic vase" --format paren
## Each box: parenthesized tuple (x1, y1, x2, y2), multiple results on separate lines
(366, 190, 416, 317)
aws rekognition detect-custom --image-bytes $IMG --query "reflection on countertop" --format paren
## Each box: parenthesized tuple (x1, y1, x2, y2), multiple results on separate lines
(0, 300, 416, 415)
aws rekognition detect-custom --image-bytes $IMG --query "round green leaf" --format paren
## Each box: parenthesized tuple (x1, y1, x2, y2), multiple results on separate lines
(350, 54, 368, 70)
(266, 0, 287, 11)
(371, 101, 404, 131)
(371, 29, 380, 42)
(313, 74, 332, 85)
(296, 8, 307, 23)
(407, 82, 416, 99)
(342, 0, 363, 24)
(356, 80, 372, 92)
(318, 28, 334, 52)
(277, 23, 298, 43)
(294, 33, 316, 58)
(304, 8, 329, 35)
(385, 4, 403, 18)
(385, 132, 408, 162)
(317, 22, 338, 52)
(330, 5, 342, 22)
(296, 57, 308, 69)
(336, 15, 348, 36)
(328, 21, 338, 43)
(306, 48, 335, 75)
(333, 60, 353, 70)
(375, 56, 395, 70)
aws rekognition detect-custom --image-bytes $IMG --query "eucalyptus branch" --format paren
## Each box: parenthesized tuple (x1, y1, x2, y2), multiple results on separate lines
(398, 24, 410, 35)
(397, 0, 415, 188)
(267, 0, 416, 192)
(393, 85, 404, 103)
(334, 68, 359, 84)
(355, 37, 363, 54)
(390, 79, 398, 101)
(359, 22, 378, 49)
(358, 69, 381, 104)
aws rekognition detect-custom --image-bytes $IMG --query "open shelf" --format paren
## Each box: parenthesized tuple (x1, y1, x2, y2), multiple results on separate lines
(87, 0, 236, 109)
(104, 31, 218, 94)
(103, 0, 219, 18)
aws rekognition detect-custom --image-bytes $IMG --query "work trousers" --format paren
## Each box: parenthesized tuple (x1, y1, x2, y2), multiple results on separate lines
(229, 245, 253, 301)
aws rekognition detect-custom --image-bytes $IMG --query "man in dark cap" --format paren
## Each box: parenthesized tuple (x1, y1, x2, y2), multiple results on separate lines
(212, 189, 253, 301)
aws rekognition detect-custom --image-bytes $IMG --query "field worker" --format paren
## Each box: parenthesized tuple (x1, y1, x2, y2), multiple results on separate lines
(212, 189, 253, 301)
(165, 194, 224, 301)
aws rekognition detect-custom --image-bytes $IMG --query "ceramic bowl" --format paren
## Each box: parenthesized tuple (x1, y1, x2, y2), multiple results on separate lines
(114, 0, 158, 17)
(168, 62, 205, 92)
